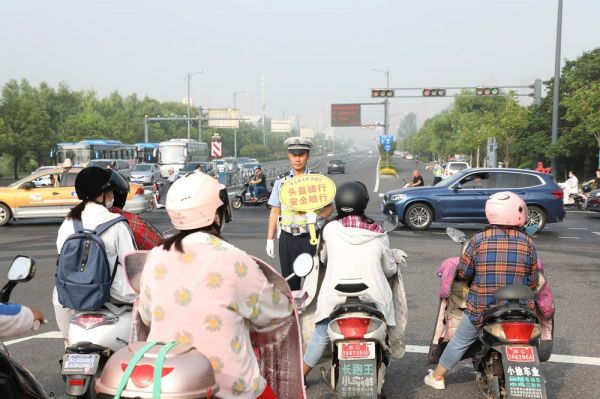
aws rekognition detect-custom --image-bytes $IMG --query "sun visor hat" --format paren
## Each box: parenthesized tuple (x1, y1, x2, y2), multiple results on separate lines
(166, 171, 224, 230)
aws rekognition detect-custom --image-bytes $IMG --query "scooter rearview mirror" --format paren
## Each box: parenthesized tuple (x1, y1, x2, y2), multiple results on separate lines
(292, 253, 314, 278)
(381, 217, 398, 233)
(124, 251, 149, 295)
(7, 256, 35, 282)
(446, 227, 467, 243)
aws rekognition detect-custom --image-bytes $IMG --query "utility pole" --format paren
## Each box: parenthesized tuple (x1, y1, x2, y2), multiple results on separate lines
(372, 67, 391, 136)
(261, 73, 266, 146)
(233, 90, 245, 159)
(551, 0, 563, 178)
(186, 70, 207, 140)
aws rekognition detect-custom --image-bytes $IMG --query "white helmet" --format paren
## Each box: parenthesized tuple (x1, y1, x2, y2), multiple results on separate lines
(166, 171, 224, 230)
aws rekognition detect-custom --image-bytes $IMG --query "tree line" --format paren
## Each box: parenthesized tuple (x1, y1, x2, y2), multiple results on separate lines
(0, 81, 351, 179)
(400, 48, 600, 181)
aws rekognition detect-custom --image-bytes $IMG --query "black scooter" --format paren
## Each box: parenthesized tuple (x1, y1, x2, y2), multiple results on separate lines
(231, 182, 272, 209)
(444, 228, 548, 399)
(0, 256, 52, 398)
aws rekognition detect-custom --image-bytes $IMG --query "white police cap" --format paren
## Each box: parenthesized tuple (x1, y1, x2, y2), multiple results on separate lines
(285, 136, 312, 154)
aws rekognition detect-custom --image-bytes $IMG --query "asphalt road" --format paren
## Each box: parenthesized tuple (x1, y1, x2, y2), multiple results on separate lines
(1, 153, 599, 398)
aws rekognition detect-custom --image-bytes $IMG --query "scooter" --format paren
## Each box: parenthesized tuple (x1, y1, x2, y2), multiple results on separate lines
(439, 227, 548, 399)
(326, 281, 390, 398)
(299, 218, 403, 399)
(0, 256, 52, 399)
(566, 184, 592, 210)
(61, 303, 132, 397)
(231, 181, 272, 209)
(94, 252, 308, 398)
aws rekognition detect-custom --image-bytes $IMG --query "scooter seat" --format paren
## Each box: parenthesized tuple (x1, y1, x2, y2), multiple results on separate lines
(330, 301, 385, 321)
(482, 304, 538, 324)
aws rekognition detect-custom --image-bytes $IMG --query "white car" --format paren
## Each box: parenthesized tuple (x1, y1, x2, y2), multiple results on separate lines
(405, 153, 414, 160)
(443, 161, 470, 179)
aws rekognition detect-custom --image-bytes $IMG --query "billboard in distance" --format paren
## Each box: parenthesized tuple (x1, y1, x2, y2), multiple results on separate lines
(331, 104, 361, 127)
(208, 108, 240, 129)
(271, 119, 292, 133)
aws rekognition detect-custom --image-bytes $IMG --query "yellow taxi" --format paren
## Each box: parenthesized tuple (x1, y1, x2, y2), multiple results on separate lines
(0, 167, 147, 226)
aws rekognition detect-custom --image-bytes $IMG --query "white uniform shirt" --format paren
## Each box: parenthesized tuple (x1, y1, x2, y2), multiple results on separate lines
(53, 203, 137, 306)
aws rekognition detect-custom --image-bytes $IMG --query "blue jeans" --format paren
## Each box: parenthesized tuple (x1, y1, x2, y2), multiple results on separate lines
(250, 185, 265, 198)
(439, 314, 480, 370)
(304, 319, 330, 368)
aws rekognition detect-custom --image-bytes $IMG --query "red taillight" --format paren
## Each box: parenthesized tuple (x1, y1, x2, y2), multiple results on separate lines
(72, 313, 117, 330)
(552, 189, 563, 200)
(68, 378, 86, 386)
(336, 318, 370, 339)
(135, 187, 144, 196)
(502, 322, 535, 344)
(121, 363, 174, 388)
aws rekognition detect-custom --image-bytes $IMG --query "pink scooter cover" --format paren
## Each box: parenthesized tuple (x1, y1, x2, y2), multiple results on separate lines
(125, 251, 306, 399)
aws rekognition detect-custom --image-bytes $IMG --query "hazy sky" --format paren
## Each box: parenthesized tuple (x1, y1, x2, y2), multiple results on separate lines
(1, 0, 599, 140)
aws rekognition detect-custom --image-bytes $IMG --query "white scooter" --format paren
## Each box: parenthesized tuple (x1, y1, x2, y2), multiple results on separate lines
(61, 303, 132, 397)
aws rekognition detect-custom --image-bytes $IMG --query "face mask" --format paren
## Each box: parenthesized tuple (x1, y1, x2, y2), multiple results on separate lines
(105, 199, 114, 209)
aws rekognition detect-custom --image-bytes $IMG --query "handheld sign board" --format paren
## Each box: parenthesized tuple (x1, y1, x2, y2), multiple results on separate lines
(279, 174, 336, 245)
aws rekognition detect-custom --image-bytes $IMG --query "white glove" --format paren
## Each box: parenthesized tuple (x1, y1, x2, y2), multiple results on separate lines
(266, 239, 275, 258)
(392, 249, 408, 267)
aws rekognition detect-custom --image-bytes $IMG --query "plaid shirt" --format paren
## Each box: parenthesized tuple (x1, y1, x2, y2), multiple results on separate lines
(339, 215, 385, 233)
(458, 225, 539, 327)
(110, 207, 164, 250)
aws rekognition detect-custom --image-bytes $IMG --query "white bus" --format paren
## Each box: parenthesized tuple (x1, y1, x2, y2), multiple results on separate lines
(157, 139, 209, 177)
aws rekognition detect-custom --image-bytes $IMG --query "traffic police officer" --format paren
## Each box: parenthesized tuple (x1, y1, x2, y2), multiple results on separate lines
(266, 137, 333, 290)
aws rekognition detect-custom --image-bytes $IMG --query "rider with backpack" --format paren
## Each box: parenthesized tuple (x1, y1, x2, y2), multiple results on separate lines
(53, 166, 137, 339)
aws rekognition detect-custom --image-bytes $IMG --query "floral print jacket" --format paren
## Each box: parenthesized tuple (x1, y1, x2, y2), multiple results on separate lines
(138, 232, 292, 398)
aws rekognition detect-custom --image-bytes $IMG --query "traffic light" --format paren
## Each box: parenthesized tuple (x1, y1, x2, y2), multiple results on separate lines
(422, 88, 446, 97)
(371, 89, 395, 97)
(475, 87, 500, 96)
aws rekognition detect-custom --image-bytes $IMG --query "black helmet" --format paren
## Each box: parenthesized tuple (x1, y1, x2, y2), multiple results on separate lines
(335, 181, 369, 216)
(75, 167, 128, 202)
(110, 171, 130, 209)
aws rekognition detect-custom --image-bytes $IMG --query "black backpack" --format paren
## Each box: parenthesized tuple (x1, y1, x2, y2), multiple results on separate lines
(56, 217, 126, 311)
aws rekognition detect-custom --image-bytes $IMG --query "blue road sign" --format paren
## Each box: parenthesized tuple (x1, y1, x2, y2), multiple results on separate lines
(384, 144, 391, 152)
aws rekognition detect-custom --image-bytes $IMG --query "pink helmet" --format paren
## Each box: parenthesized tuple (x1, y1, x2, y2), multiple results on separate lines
(485, 191, 527, 227)
(166, 171, 224, 230)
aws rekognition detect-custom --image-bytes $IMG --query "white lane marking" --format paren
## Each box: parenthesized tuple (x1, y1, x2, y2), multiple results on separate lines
(548, 354, 600, 366)
(565, 210, 596, 214)
(374, 157, 381, 193)
(10, 332, 600, 366)
(404, 344, 600, 366)
(5, 330, 63, 346)
(432, 232, 448, 235)
(379, 193, 385, 198)
(568, 227, 588, 230)
(592, 232, 600, 235)
(558, 236, 580, 239)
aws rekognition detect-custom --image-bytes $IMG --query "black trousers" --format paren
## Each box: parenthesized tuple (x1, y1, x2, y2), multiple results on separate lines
(433, 176, 442, 185)
(279, 231, 316, 290)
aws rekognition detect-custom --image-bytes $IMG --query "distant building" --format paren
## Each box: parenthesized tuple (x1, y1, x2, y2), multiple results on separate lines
(300, 128, 315, 138)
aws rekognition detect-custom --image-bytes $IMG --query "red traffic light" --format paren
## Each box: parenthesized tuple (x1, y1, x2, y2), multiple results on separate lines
(422, 88, 446, 97)
(371, 89, 394, 98)
(476, 87, 500, 96)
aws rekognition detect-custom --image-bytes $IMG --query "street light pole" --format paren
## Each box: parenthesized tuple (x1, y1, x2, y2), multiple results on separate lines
(551, 0, 563, 178)
(233, 90, 245, 159)
(372, 67, 391, 136)
(186, 70, 207, 140)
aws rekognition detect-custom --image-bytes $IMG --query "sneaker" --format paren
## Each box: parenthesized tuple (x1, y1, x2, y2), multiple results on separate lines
(424, 369, 445, 390)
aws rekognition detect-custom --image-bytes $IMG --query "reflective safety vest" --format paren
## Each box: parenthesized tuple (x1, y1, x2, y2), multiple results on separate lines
(279, 170, 318, 227)
(433, 165, 443, 177)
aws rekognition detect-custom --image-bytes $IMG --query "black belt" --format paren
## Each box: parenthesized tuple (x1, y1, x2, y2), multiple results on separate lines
(281, 230, 311, 237)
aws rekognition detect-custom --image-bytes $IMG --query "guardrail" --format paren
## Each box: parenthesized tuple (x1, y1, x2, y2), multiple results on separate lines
(217, 159, 327, 189)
